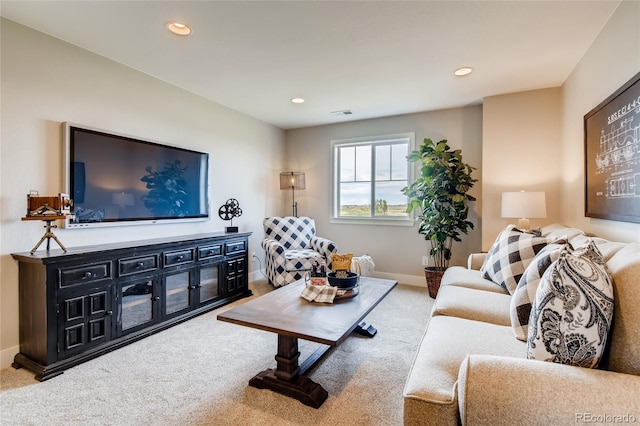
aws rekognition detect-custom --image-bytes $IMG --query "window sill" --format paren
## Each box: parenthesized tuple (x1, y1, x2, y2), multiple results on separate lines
(330, 217, 415, 227)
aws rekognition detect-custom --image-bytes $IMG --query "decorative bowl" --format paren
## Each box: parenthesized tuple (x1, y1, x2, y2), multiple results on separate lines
(327, 271, 359, 289)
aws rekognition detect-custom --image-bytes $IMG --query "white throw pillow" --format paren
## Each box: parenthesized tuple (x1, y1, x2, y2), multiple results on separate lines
(527, 240, 614, 368)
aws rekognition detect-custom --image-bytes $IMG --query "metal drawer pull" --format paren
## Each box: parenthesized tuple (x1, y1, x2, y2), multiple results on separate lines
(136, 262, 144, 268)
(83, 271, 92, 279)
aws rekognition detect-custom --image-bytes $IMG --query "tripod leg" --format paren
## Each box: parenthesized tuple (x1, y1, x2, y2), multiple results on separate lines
(50, 233, 67, 252)
(30, 235, 49, 255)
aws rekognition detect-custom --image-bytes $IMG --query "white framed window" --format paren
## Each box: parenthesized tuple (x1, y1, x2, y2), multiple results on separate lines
(330, 132, 415, 226)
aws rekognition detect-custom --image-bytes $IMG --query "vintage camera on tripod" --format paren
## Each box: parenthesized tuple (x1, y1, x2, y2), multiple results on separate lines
(26, 191, 73, 217)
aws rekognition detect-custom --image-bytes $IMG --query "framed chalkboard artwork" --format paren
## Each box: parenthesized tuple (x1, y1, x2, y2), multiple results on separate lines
(584, 72, 640, 223)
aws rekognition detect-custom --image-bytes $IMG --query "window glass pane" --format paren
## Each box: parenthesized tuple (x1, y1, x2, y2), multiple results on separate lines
(339, 182, 371, 217)
(333, 134, 413, 223)
(391, 144, 408, 180)
(374, 181, 408, 216)
(375, 145, 391, 181)
(355, 145, 371, 181)
(340, 146, 355, 182)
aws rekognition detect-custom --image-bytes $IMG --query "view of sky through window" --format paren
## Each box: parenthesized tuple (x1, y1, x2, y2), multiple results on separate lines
(337, 140, 409, 217)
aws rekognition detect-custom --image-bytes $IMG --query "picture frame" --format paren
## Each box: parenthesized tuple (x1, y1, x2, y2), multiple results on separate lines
(584, 72, 640, 223)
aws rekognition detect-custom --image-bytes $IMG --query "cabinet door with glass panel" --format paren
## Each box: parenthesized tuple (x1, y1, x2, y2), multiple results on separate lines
(116, 278, 160, 336)
(195, 243, 224, 307)
(195, 260, 223, 307)
(164, 267, 196, 318)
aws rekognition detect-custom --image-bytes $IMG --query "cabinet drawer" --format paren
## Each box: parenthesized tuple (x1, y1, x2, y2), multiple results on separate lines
(225, 240, 246, 255)
(198, 244, 222, 260)
(118, 255, 159, 276)
(59, 262, 111, 287)
(164, 249, 194, 266)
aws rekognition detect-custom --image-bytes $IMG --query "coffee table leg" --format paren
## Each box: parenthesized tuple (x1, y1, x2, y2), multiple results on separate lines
(249, 334, 329, 408)
(354, 321, 377, 337)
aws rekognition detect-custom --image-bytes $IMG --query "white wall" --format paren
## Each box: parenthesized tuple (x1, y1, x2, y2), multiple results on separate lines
(0, 20, 286, 367)
(285, 106, 483, 283)
(482, 88, 562, 249)
(560, 0, 640, 243)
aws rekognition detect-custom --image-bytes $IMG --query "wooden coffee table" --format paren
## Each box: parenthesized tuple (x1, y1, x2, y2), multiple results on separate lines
(217, 276, 397, 408)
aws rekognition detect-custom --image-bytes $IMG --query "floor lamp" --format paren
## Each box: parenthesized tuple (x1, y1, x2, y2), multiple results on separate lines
(280, 172, 305, 217)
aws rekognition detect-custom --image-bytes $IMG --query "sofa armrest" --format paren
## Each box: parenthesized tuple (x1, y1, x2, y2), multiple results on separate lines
(467, 253, 487, 270)
(458, 355, 640, 426)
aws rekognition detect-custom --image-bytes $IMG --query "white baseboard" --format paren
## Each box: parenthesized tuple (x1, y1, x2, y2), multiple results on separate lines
(1, 345, 18, 370)
(248, 269, 266, 283)
(370, 271, 425, 287)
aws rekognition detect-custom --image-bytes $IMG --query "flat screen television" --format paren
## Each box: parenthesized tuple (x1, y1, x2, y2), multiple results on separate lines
(63, 123, 210, 229)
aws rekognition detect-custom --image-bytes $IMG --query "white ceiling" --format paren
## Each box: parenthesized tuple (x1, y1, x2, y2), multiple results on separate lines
(1, 1, 620, 129)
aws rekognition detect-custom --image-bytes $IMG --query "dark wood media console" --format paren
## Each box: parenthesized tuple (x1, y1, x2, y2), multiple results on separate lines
(12, 232, 252, 381)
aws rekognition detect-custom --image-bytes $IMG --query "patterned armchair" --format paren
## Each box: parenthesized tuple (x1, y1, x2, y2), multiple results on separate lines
(261, 216, 337, 287)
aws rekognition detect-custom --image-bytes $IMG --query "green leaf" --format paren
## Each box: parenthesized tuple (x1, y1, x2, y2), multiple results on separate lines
(400, 136, 476, 269)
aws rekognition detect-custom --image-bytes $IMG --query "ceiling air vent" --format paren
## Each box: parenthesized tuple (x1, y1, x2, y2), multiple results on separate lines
(331, 109, 353, 116)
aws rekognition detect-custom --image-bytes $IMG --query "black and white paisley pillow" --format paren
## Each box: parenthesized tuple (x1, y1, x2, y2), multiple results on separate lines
(527, 240, 614, 368)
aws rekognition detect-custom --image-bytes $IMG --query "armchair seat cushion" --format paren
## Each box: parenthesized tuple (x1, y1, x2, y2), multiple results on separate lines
(283, 249, 323, 272)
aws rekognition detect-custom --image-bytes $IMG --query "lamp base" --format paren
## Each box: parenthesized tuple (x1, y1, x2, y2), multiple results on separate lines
(225, 226, 238, 233)
(517, 218, 531, 230)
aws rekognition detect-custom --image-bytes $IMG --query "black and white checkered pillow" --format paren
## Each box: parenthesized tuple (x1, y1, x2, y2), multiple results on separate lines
(510, 240, 568, 341)
(481, 226, 552, 294)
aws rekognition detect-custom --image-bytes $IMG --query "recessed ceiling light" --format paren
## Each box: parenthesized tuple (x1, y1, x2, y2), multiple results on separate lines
(166, 21, 192, 36)
(291, 97, 305, 104)
(454, 67, 474, 76)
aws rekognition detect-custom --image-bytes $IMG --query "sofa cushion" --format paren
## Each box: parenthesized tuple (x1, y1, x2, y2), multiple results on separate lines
(527, 241, 614, 368)
(541, 223, 585, 242)
(592, 238, 627, 261)
(481, 225, 552, 294)
(441, 266, 508, 294)
(602, 243, 640, 375)
(433, 285, 511, 326)
(510, 240, 568, 341)
(403, 316, 525, 426)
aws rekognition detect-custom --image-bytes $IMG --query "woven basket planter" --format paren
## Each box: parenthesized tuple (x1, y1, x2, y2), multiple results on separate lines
(424, 267, 445, 299)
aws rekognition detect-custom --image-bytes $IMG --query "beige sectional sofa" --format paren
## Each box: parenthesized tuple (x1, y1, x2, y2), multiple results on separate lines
(403, 224, 640, 426)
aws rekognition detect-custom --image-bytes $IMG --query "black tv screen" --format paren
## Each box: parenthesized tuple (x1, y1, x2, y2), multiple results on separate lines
(64, 123, 210, 228)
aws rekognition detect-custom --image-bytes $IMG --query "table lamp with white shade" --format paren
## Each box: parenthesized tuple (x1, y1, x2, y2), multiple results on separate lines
(501, 191, 547, 230)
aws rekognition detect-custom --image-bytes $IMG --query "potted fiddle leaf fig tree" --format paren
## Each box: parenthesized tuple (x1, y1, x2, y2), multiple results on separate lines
(401, 138, 477, 298)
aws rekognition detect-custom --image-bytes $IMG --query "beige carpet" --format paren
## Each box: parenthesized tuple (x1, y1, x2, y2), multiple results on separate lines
(0, 280, 432, 426)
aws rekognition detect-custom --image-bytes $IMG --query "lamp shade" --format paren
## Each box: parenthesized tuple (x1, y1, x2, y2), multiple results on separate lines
(501, 191, 547, 219)
(279, 172, 306, 190)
